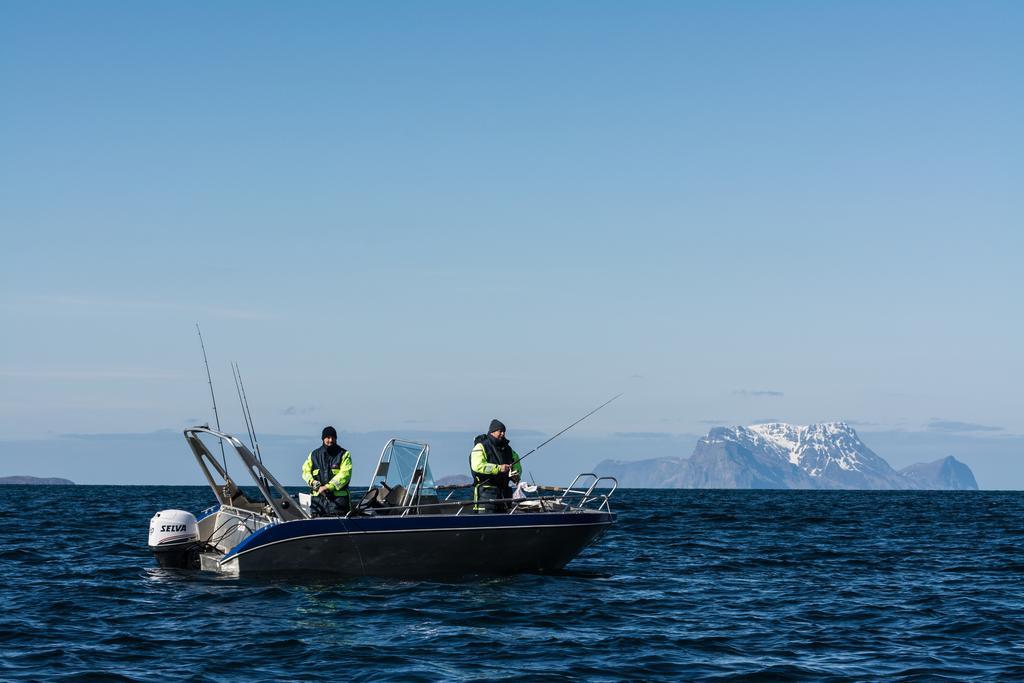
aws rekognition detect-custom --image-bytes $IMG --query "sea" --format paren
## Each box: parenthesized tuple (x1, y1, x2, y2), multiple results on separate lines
(2, 486, 1023, 681)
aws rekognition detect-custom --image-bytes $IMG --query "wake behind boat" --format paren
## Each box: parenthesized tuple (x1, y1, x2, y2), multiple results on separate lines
(148, 427, 617, 577)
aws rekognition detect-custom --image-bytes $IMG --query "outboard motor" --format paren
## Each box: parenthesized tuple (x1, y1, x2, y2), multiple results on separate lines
(148, 509, 201, 569)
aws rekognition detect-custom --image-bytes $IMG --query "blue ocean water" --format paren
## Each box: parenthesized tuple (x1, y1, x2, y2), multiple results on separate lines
(2, 486, 1023, 681)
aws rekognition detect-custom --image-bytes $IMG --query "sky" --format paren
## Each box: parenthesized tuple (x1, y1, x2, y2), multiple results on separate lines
(1, 3, 1021, 485)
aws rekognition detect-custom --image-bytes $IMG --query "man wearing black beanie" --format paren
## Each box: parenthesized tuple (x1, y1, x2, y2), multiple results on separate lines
(469, 419, 522, 513)
(302, 426, 353, 517)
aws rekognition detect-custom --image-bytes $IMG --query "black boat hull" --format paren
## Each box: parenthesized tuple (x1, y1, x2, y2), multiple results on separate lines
(217, 511, 614, 576)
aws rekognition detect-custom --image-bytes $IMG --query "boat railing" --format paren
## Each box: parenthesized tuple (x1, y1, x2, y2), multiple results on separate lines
(351, 492, 611, 518)
(354, 477, 616, 517)
(202, 504, 275, 551)
(559, 473, 618, 512)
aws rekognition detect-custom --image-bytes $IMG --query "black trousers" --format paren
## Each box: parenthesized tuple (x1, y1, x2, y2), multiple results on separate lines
(310, 492, 350, 517)
(473, 484, 511, 513)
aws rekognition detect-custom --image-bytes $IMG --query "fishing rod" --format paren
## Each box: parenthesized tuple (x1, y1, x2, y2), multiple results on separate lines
(231, 362, 259, 461)
(517, 392, 624, 464)
(436, 393, 624, 491)
(232, 361, 269, 490)
(232, 362, 265, 465)
(196, 324, 227, 474)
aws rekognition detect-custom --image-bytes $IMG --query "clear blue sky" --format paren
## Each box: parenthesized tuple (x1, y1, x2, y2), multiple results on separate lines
(1, 3, 1021, 482)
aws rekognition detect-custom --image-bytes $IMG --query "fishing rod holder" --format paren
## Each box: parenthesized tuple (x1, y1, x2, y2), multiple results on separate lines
(184, 426, 309, 521)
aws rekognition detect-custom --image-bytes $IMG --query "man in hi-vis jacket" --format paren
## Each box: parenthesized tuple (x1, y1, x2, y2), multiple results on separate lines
(470, 419, 522, 513)
(302, 426, 352, 517)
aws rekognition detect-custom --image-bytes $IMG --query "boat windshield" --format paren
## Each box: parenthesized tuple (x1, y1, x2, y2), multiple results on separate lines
(370, 439, 438, 507)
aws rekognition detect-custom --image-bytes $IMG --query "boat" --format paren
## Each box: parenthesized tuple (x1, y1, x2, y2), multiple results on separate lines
(148, 426, 617, 576)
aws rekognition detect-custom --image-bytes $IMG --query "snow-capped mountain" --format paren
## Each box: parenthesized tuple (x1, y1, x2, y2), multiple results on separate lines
(595, 422, 979, 490)
(704, 422, 911, 489)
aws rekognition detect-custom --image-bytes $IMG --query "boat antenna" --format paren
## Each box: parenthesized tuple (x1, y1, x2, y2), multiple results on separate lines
(196, 323, 227, 474)
(517, 392, 624, 464)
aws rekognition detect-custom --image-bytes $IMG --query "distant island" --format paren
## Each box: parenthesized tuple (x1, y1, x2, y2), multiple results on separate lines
(0, 476, 76, 486)
(597, 422, 979, 490)
(436, 474, 472, 488)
